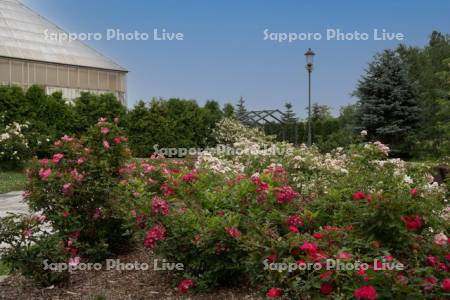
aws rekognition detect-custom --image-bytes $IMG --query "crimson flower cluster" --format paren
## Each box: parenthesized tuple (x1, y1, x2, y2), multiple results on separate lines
(143, 224, 166, 249)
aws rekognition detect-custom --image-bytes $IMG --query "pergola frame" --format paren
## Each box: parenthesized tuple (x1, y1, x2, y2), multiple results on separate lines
(238, 109, 299, 145)
(238, 109, 287, 126)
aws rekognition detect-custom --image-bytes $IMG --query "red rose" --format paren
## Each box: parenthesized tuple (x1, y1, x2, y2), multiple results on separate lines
(266, 287, 282, 298)
(288, 225, 299, 233)
(401, 215, 422, 231)
(354, 286, 378, 300)
(320, 282, 333, 295)
(352, 191, 366, 200)
(410, 188, 417, 197)
(178, 278, 193, 293)
(426, 256, 439, 266)
(442, 278, 450, 292)
(313, 232, 323, 239)
(267, 254, 277, 264)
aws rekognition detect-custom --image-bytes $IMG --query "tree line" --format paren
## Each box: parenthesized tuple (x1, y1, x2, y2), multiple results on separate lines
(1, 31, 448, 160)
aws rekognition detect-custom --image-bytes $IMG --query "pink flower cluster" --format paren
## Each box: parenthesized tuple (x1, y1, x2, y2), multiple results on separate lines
(38, 168, 52, 180)
(274, 186, 299, 204)
(225, 226, 241, 238)
(299, 241, 319, 254)
(287, 215, 303, 233)
(181, 170, 198, 183)
(143, 224, 166, 249)
(151, 196, 170, 216)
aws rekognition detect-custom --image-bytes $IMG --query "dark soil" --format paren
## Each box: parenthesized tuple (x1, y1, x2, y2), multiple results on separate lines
(0, 246, 260, 300)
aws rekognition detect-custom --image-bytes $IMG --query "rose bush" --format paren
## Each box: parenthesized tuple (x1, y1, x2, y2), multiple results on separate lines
(0, 118, 134, 284)
(134, 119, 449, 298)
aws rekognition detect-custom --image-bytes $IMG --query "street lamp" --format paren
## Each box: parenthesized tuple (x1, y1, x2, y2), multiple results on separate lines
(304, 48, 315, 147)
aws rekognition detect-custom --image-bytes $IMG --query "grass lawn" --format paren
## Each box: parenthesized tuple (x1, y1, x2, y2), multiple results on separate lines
(0, 170, 27, 194)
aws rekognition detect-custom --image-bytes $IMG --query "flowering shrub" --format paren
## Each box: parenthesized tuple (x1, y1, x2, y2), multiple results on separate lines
(0, 118, 133, 284)
(136, 121, 449, 298)
(25, 119, 132, 261)
(0, 213, 69, 285)
(0, 116, 31, 169)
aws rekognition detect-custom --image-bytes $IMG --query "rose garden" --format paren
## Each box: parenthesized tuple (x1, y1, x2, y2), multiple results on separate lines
(0, 32, 449, 299)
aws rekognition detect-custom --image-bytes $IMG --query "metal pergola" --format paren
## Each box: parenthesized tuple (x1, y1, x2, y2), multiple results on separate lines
(238, 109, 287, 126)
(238, 110, 299, 144)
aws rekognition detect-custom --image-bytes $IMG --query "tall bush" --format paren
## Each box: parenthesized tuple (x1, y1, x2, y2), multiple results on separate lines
(0, 118, 133, 285)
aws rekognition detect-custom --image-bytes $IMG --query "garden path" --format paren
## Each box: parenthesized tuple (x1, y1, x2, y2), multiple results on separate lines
(0, 191, 27, 218)
(0, 191, 28, 252)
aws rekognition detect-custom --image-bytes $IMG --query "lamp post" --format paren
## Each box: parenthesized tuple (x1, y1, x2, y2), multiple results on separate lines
(304, 48, 315, 147)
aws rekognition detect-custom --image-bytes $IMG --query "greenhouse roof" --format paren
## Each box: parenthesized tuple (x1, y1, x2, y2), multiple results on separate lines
(0, 0, 126, 71)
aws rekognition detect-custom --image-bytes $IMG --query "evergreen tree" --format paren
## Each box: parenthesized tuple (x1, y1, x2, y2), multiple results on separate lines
(311, 103, 332, 122)
(282, 102, 297, 123)
(236, 96, 247, 119)
(354, 49, 420, 154)
(223, 103, 235, 118)
(282, 102, 297, 143)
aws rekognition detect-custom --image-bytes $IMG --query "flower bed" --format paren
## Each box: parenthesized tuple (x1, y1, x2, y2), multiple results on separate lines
(0, 118, 448, 298)
(130, 119, 449, 298)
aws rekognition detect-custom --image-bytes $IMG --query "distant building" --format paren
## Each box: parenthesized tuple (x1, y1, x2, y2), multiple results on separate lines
(0, 0, 127, 103)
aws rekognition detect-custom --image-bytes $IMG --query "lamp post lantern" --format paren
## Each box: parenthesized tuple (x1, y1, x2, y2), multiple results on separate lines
(304, 48, 315, 147)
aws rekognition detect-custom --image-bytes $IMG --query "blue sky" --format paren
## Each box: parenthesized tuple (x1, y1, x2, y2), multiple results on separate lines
(24, 0, 450, 118)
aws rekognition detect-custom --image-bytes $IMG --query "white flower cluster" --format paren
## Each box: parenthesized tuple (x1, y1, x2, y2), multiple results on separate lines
(364, 141, 390, 156)
(440, 206, 450, 222)
(195, 151, 244, 175)
(0, 118, 30, 161)
(213, 117, 273, 145)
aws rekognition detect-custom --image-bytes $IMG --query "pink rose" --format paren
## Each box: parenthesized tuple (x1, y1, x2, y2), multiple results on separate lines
(61, 135, 74, 142)
(225, 226, 241, 238)
(100, 127, 109, 135)
(336, 251, 352, 261)
(68, 256, 80, 266)
(22, 228, 32, 238)
(62, 183, 73, 195)
(300, 242, 318, 254)
(38, 168, 52, 180)
(52, 153, 64, 164)
(434, 232, 448, 246)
